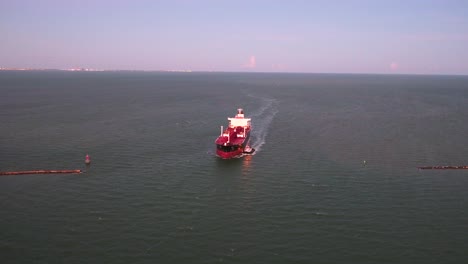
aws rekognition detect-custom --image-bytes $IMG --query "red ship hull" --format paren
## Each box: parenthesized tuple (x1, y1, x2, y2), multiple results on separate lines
(215, 108, 252, 159)
(215, 129, 250, 159)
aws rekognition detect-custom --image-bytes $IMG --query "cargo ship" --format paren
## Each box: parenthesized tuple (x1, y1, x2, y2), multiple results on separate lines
(215, 108, 255, 159)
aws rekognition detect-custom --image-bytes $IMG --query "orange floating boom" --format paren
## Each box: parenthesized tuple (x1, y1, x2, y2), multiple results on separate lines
(0, 169, 82, 176)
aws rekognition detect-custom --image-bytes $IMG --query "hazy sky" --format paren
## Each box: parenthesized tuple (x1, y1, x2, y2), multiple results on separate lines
(1, 0, 468, 74)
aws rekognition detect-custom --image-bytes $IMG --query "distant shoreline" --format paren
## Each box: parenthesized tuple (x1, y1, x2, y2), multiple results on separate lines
(0, 68, 467, 77)
(0, 68, 190, 73)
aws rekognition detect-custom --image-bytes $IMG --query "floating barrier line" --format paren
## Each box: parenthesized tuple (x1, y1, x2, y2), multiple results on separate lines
(418, 166, 468, 170)
(0, 169, 82, 176)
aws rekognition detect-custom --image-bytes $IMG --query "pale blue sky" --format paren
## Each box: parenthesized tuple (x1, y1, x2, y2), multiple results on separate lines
(1, 0, 467, 74)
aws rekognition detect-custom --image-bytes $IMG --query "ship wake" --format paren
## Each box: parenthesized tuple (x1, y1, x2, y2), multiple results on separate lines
(247, 95, 278, 154)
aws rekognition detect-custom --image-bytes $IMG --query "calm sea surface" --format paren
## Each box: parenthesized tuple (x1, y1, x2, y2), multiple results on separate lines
(1, 71, 467, 263)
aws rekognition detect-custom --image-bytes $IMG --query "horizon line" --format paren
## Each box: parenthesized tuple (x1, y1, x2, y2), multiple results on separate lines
(0, 67, 467, 77)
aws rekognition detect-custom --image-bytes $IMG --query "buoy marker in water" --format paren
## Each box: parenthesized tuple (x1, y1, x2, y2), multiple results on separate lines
(85, 154, 91, 165)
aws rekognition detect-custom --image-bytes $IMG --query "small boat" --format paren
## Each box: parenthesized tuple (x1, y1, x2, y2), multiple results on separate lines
(243, 145, 255, 154)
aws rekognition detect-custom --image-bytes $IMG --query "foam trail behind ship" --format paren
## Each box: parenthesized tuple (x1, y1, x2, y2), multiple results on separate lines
(247, 95, 279, 154)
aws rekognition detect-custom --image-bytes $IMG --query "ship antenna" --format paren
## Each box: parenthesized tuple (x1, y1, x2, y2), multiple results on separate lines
(220, 126, 223, 136)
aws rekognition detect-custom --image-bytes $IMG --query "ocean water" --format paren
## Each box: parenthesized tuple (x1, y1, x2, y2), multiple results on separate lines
(1, 71, 467, 263)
